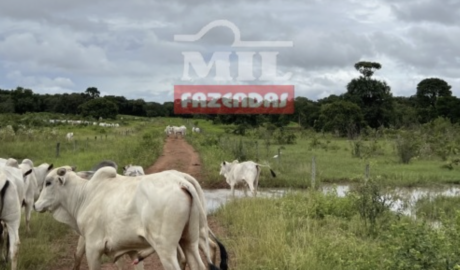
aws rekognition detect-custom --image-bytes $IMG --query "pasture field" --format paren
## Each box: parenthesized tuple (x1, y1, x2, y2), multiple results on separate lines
(186, 118, 460, 188)
(214, 186, 460, 270)
(183, 118, 460, 269)
(0, 113, 170, 269)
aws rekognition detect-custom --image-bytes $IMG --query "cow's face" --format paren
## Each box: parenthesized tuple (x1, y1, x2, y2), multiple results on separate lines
(219, 161, 230, 176)
(34, 166, 73, 213)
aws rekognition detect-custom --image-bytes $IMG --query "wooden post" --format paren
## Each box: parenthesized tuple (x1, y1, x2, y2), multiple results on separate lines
(311, 156, 316, 189)
(56, 142, 60, 158)
(365, 163, 370, 183)
(86, 138, 88, 150)
(255, 141, 259, 161)
(95, 136, 97, 140)
(105, 134, 107, 140)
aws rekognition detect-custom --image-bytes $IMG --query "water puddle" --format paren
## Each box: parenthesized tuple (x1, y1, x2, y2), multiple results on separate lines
(203, 184, 460, 217)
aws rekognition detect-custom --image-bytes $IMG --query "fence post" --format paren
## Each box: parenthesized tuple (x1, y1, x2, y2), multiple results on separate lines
(95, 136, 97, 140)
(365, 163, 370, 183)
(56, 142, 60, 158)
(105, 134, 107, 140)
(311, 156, 316, 189)
(86, 138, 88, 150)
(255, 141, 259, 161)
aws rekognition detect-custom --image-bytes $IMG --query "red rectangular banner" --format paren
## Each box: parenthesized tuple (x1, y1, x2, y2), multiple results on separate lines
(174, 85, 294, 114)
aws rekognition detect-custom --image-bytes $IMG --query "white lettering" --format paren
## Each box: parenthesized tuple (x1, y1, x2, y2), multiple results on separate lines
(235, 52, 256, 81)
(233, 93, 248, 108)
(192, 93, 207, 108)
(207, 93, 221, 108)
(264, 93, 280, 108)
(181, 93, 192, 108)
(248, 93, 263, 108)
(182, 52, 232, 81)
(258, 52, 292, 81)
(222, 93, 233, 108)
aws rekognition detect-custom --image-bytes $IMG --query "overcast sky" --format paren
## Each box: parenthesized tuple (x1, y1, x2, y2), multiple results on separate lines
(0, 0, 458, 103)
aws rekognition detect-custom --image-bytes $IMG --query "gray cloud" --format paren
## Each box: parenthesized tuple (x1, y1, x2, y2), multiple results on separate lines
(0, 0, 458, 102)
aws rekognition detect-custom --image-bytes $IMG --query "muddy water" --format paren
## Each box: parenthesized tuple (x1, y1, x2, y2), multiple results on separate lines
(203, 185, 460, 217)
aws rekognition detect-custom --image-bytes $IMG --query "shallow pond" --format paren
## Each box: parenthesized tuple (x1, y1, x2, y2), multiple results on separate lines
(203, 184, 460, 217)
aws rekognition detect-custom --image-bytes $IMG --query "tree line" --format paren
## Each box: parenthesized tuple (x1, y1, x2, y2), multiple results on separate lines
(0, 61, 458, 136)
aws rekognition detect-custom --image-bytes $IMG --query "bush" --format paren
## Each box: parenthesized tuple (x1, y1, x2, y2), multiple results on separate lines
(395, 130, 421, 164)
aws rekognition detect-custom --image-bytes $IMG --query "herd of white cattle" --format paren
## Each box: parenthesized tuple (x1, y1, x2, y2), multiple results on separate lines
(164, 125, 201, 138)
(48, 119, 120, 127)
(0, 158, 230, 270)
(0, 133, 277, 270)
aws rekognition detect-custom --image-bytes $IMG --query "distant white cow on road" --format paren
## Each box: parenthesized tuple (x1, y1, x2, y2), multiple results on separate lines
(66, 132, 74, 141)
(219, 160, 276, 197)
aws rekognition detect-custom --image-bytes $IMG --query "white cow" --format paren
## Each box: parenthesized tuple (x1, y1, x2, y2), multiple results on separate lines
(66, 132, 74, 141)
(21, 160, 54, 195)
(33, 166, 220, 270)
(219, 160, 277, 197)
(164, 126, 173, 137)
(0, 172, 21, 270)
(171, 126, 186, 138)
(71, 169, 228, 270)
(122, 165, 145, 177)
(192, 127, 201, 133)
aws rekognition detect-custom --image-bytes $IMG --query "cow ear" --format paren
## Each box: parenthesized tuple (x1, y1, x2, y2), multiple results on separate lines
(48, 164, 54, 171)
(222, 161, 226, 165)
(71, 166, 77, 171)
(57, 168, 67, 176)
(23, 169, 33, 177)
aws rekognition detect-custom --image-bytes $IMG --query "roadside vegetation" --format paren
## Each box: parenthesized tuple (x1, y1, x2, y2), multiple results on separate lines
(186, 116, 460, 188)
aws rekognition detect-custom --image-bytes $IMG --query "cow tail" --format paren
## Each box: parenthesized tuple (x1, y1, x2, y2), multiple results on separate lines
(0, 180, 10, 218)
(270, 169, 277, 178)
(208, 229, 229, 270)
(181, 173, 228, 270)
(181, 182, 220, 270)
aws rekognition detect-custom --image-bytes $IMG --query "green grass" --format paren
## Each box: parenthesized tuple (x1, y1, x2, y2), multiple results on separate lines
(214, 189, 460, 270)
(185, 123, 460, 188)
(415, 195, 460, 221)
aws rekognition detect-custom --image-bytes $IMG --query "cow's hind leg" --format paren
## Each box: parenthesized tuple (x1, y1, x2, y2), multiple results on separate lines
(5, 222, 20, 270)
(24, 200, 33, 234)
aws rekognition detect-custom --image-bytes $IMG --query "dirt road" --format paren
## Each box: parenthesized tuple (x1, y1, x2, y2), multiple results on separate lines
(51, 136, 227, 270)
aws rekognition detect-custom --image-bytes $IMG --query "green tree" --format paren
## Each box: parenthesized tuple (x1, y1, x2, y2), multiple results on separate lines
(354, 61, 382, 78)
(317, 100, 364, 138)
(79, 98, 118, 119)
(85, 87, 100, 99)
(416, 78, 452, 123)
(436, 96, 460, 123)
(345, 61, 394, 128)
